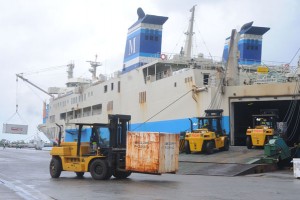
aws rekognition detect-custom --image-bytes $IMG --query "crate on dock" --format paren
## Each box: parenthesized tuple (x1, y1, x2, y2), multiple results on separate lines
(126, 132, 179, 174)
(293, 158, 300, 178)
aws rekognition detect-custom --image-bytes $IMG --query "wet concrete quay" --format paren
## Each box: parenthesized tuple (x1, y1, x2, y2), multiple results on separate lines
(0, 147, 299, 200)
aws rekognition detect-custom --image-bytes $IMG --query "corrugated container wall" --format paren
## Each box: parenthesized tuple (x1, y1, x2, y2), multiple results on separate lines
(126, 132, 179, 174)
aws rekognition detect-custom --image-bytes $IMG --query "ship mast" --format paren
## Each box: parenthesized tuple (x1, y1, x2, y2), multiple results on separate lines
(87, 55, 102, 80)
(183, 5, 196, 59)
(67, 62, 74, 79)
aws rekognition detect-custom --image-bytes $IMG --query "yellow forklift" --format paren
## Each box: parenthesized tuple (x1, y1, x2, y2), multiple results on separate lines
(246, 110, 278, 149)
(184, 109, 229, 154)
(49, 114, 132, 180)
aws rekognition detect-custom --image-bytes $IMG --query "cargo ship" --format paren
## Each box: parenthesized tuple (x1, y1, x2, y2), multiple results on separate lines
(38, 6, 300, 146)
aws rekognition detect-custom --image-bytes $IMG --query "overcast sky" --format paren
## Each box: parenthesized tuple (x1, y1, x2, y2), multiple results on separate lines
(1, 0, 299, 142)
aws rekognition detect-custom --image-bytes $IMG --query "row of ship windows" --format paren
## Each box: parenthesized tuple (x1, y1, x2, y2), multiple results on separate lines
(104, 81, 120, 93)
(50, 91, 146, 123)
(49, 101, 114, 122)
(246, 45, 259, 50)
(50, 90, 147, 123)
(52, 81, 121, 109)
(53, 92, 94, 109)
(54, 74, 200, 109)
(185, 75, 209, 85)
(145, 35, 159, 41)
(50, 75, 205, 122)
(49, 75, 203, 123)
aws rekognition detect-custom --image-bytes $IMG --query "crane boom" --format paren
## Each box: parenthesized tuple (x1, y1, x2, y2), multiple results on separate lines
(16, 74, 54, 98)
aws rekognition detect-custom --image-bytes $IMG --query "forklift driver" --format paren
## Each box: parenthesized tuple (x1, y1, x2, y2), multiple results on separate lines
(90, 126, 100, 153)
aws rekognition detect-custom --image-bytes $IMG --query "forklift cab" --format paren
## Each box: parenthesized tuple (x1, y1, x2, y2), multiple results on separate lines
(74, 114, 131, 156)
(194, 117, 223, 137)
(252, 115, 277, 129)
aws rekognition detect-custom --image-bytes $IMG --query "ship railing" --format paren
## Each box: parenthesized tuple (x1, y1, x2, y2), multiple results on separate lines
(91, 71, 122, 84)
(139, 52, 222, 64)
(253, 77, 278, 84)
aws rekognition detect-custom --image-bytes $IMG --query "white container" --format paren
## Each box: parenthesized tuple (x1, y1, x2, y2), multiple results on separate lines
(293, 158, 300, 178)
(2, 123, 28, 134)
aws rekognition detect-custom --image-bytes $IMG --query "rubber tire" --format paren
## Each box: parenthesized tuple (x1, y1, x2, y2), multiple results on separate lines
(75, 172, 84, 178)
(90, 159, 111, 180)
(105, 168, 112, 180)
(113, 170, 132, 179)
(184, 140, 191, 154)
(50, 157, 62, 178)
(246, 136, 252, 149)
(201, 142, 207, 153)
(222, 137, 230, 151)
(205, 141, 214, 154)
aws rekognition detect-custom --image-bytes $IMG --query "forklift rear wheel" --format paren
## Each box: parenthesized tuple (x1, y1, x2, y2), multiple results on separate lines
(184, 140, 191, 154)
(90, 159, 111, 180)
(205, 141, 214, 154)
(222, 137, 230, 151)
(246, 136, 252, 149)
(75, 172, 84, 178)
(50, 157, 62, 178)
(113, 170, 132, 179)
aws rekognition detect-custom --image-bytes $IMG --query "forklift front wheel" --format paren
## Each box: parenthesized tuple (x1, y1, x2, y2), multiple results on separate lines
(113, 170, 132, 179)
(184, 140, 191, 154)
(90, 159, 111, 180)
(246, 136, 252, 149)
(205, 141, 214, 154)
(50, 157, 62, 178)
(222, 137, 230, 151)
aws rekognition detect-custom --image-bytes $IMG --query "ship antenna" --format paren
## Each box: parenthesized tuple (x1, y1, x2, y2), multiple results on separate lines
(87, 54, 102, 80)
(183, 5, 196, 59)
(67, 62, 74, 79)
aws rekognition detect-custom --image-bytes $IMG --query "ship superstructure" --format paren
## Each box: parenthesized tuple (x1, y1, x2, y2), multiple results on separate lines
(39, 6, 300, 146)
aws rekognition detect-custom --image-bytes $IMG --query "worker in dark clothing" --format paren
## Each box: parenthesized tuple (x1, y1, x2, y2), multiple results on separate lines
(90, 126, 100, 153)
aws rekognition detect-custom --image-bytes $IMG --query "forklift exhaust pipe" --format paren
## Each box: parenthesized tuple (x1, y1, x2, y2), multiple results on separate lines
(55, 123, 63, 147)
(188, 118, 193, 132)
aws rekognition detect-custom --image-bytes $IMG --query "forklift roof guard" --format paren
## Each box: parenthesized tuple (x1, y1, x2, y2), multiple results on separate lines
(252, 114, 279, 118)
(204, 109, 223, 117)
(197, 116, 222, 120)
(74, 114, 131, 156)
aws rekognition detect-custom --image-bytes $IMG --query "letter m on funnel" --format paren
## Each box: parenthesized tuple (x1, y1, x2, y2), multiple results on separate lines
(122, 8, 168, 73)
(128, 37, 136, 55)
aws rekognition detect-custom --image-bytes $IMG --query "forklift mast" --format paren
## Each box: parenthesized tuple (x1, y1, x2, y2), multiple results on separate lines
(74, 114, 131, 156)
(108, 114, 131, 148)
(252, 109, 279, 129)
(204, 109, 223, 117)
